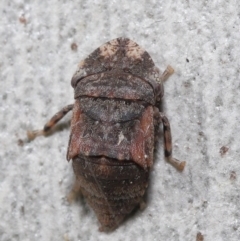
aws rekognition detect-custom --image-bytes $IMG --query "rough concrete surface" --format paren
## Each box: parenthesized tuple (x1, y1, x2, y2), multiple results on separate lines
(1, 1, 240, 241)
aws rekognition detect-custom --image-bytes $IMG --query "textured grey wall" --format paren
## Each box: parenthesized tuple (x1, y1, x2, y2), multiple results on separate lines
(1, 1, 240, 241)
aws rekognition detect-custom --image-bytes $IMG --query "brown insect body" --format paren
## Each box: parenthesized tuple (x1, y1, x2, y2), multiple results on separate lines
(72, 156, 149, 230)
(67, 38, 163, 230)
(27, 38, 185, 231)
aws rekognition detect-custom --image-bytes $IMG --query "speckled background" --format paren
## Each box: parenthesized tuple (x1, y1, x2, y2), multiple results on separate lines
(1, 1, 240, 241)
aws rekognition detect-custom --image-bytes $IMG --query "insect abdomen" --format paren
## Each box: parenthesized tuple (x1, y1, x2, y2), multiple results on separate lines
(72, 155, 149, 231)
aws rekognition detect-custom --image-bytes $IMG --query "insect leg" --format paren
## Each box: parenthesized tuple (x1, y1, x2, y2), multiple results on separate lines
(27, 104, 74, 140)
(139, 199, 147, 210)
(161, 65, 174, 82)
(160, 113, 186, 171)
(67, 179, 81, 202)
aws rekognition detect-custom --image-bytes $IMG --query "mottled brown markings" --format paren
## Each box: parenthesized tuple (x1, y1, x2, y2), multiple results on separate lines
(129, 106, 154, 169)
(72, 155, 149, 230)
(68, 98, 155, 170)
(74, 72, 155, 104)
(125, 40, 145, 60)
(99, 40, 118, 58)
(71, 37, 158, 95)
(27, 37, 186, 231)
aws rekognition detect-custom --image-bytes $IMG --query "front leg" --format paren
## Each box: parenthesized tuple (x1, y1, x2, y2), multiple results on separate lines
(161, 65, 174, 82)
(27, 104, 74, 140)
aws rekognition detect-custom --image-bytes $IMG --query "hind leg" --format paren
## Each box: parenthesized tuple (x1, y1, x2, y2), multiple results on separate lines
(67, 179, 82, 203)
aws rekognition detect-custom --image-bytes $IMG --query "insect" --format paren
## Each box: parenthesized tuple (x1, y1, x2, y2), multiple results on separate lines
(27, 37, 186, 231)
